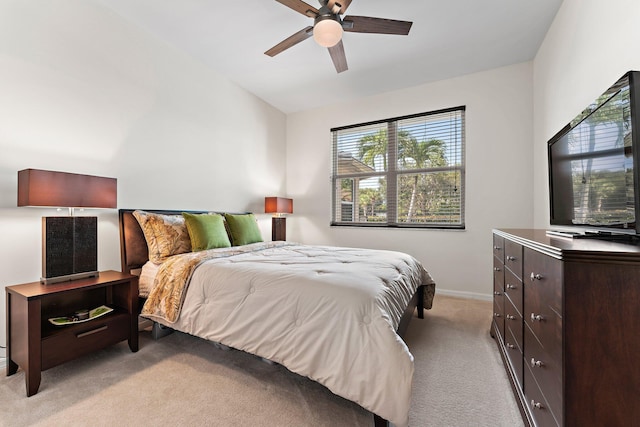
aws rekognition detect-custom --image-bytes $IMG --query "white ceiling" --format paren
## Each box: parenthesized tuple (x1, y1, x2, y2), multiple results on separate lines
(96, 0, 563, 114)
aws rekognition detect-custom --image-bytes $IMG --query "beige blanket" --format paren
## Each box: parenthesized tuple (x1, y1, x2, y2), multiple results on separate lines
(142, 242, 435, 427)
(141, 242, 285, 322)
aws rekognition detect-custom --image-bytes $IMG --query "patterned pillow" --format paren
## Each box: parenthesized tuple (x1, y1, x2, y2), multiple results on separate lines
(132, 210, 192, 264)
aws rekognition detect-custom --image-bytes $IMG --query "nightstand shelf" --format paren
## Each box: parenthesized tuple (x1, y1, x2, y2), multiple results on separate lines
(40, 307, 126, 338)
(5, 270, 138, 396)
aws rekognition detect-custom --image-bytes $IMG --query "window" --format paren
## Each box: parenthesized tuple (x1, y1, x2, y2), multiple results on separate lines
(331, 106, 465, 229)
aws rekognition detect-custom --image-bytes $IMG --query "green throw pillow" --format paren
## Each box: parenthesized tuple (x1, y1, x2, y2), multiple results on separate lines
(224, 213, 263, 246)
(182, 212, 231, 251)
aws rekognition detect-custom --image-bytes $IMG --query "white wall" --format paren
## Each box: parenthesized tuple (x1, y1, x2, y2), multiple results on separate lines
(286, 63, 535, 299)
(533, 0, 640, 228)
(0, 0, 286, 355)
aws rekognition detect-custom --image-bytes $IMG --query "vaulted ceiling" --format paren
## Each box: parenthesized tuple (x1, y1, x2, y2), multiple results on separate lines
(97, 0, 563, 113)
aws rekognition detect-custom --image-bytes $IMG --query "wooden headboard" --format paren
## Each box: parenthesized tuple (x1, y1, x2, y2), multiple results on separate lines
(118, 209, 210, 275)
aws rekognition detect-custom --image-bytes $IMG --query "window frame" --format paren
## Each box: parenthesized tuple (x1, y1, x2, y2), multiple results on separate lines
(330, 106, 466, 229)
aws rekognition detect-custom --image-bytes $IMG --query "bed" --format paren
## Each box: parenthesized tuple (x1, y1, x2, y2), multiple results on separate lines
(119, 209, 436, 427)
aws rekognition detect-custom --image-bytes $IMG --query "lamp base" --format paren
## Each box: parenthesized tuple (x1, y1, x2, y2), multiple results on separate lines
(40, 270, 99, 285)
(272, 217, 287, 241)
(42, 216, 98, 284)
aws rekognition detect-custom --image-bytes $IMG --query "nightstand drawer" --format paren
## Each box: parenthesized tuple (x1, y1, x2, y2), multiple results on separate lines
(41, 312, 130, 370)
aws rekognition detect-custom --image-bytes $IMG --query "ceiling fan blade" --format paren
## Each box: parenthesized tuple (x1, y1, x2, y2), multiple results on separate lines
(328, 40, 348, 73)
(327, 0, 352, 14)
(343, 16, 413, 35)
(265, 26, 314, 57)
(275, 0, 319, 18)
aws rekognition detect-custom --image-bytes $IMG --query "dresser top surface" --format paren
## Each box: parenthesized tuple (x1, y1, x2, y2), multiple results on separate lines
(494, 229, 640, 261)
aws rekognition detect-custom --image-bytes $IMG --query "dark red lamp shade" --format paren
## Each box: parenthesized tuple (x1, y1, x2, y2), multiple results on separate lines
(264, 197, 293, 215)
(18, 169, 117, 208)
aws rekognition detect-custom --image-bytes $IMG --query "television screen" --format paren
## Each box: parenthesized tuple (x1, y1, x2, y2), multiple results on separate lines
(548, 72, 637, 232)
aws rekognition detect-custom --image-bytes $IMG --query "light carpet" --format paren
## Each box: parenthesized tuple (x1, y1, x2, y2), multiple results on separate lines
(0, 295, 523, 426)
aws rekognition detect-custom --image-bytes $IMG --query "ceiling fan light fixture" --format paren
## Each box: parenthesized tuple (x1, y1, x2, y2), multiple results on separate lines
(266, 0, 413, 73)
(313, 15, 343, 48)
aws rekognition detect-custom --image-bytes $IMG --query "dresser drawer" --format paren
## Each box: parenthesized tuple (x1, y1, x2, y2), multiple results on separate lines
(524, 362, 560, 427)
(504, 268, 523, 316)
(493, 296, 505, 342)
(524, 302, 562, 362)
(493, 233, 505, 263)
(505, 326, 524, 389)
(524, 324, 562, 424)
(523, 247, 562, 316)
(41, 312, 130, 370)
(504, 239, 523, 279)
(505, 299, 523, 352)
(493, 256, 505, 293)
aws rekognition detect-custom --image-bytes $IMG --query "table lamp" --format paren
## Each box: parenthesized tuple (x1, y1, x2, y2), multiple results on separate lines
(18, 169, 117, 284)
(264, 197, 293, 241)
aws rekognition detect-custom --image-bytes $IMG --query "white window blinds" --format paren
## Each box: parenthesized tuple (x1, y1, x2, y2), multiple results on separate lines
(331, 106, 465, 228)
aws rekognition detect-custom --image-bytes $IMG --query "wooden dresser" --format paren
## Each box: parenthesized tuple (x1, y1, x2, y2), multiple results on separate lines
(492, 229, 640, 426)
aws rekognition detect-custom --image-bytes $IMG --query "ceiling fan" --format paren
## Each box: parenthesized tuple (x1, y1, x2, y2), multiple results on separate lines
(265, 0, 413, 73)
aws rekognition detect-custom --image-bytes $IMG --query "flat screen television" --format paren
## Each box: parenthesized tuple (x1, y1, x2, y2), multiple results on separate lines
(548, 71, 640, 238)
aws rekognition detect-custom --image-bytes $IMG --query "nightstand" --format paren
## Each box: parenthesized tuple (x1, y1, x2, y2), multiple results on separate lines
(5, 270, 138, 396)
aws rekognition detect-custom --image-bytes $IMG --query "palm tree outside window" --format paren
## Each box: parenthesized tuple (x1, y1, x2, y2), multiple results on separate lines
(331, 106, 465, 228)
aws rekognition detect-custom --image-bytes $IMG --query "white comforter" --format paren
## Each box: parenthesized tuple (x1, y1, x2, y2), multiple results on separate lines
(143, 243, 434, 426)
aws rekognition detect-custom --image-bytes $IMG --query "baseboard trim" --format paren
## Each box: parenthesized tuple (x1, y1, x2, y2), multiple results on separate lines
(435, 288, 492, 302)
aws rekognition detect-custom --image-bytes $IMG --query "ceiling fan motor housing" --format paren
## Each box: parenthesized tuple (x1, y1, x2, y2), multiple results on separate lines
(313, 6, 343, 47)
(318, 0, 343, 15)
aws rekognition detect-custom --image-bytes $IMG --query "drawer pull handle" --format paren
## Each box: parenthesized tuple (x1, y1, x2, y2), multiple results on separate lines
(506, 284, 516, 290)
(530, 272, 543, 281)
(494, 267, 501, 272)
(493, 246, 502, 250)
(531, 400, 544, 410)
(506, 342, 516, 349)
(506, 315, 516, 320)
(76, 325, 108, 338)
(506, 256, 516, 261)
(494, 291, 502, 296)
(530, 358, 544, 368)
(494, 313, 501, 318)
(530, 313, 544, 322)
